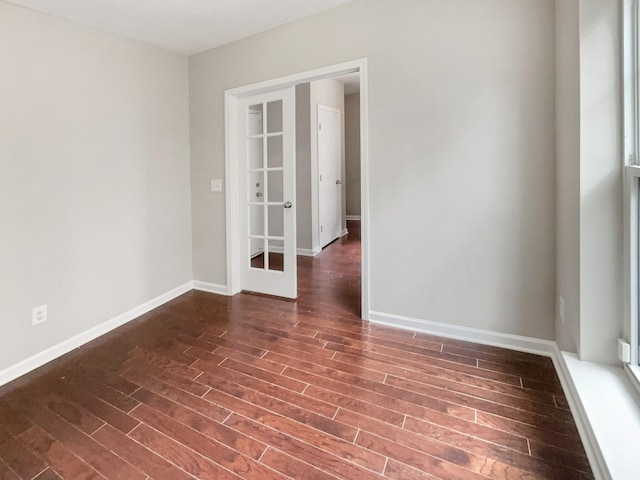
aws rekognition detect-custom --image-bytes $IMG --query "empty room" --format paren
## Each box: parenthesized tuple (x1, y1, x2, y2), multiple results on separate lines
(1, 0, 638, 479)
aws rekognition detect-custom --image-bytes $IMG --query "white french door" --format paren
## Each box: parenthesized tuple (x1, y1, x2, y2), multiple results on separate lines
(238, 87, 297, 298)
(318, 105, 342, 247)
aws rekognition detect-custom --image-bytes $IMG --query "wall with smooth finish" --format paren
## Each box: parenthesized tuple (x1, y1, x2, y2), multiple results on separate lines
(293, 79, 346, 252)
(189, 0, 556, 339)
(578, 0, 623, 364)
(0, 3, 192, 372)
(296, 83, 313, 251)
(345, 93, 361, 217)
(310, 78, 346, 250)
(555, 0, 581, 354)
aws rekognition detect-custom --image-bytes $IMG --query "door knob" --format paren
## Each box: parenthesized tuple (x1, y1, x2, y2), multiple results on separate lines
(283, 201, 292, 209)
(256, 192, 263, 198)
(336, 179, 343, 185)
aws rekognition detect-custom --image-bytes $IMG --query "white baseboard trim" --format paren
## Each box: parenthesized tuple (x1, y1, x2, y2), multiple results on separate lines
(368, 310, 556, 356)
(0, 281, 193, 388)
(297, 248, 319, 257)
(346, 215, 361, 221)
(341, 228, 349, 237)
(265, 246, 320, 257)
(367, 310, 609, 480)
(192, 281, 229, 296)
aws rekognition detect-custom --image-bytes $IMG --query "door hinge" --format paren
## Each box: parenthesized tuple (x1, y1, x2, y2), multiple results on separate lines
(320, 174, 322, 181)
(320, 226, 323, 232)
(319, 123, 322, 130)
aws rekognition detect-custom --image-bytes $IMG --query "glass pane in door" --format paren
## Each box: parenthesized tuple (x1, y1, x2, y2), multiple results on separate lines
(267, 100, 283, 133)
(249, 206, 264, 236)
(267, 171, 283, 203)
(267, 238, 284, 272)
(248, 138, 263, 169)
(248, 171, 264, 202)
(267, 136, 283, 168)
(248, 104, 263, 135)
(267, 205, 284, 238)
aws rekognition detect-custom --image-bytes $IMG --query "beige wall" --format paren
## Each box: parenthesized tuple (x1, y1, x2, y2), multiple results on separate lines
(190, 0, 556, 339)
(578, 0, 623, 364)
(555, 0, 581, 354)
(2, 0, 623, 376)
(555, 0, 624, 365)
(0, 3, 192, 372)
(296, 83, 313, 251)
(296, 78, 345, 252)
(310, 78, 346, 250)
(345, 93, 361, 217)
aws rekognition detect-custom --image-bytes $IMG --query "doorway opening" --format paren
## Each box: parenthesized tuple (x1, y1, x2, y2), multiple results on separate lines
(225, 59, 369, 320)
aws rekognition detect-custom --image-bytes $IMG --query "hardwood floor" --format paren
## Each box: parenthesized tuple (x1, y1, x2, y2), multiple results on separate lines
(0, 221, 592, 479)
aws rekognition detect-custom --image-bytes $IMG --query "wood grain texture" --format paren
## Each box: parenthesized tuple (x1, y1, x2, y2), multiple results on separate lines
(0, 221, 592, 479)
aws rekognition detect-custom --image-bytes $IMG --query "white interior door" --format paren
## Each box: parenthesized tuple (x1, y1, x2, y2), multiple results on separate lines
(239, 87, 296, 298)
(318, 105, 342, 248)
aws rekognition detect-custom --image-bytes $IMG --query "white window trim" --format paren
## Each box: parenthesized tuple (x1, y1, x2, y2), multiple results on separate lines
(624, 165, 640, 364)
(623, 0, 640, 374)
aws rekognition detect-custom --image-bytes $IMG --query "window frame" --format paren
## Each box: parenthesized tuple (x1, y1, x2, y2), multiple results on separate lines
(623, 0, 640, 374)
(624, 166, 640, 365)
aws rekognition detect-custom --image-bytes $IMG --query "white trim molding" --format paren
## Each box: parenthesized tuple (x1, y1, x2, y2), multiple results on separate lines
(554, 353, 611, 480)
(624, 165, 640, 367)
(298, 248, 320, 257)
(623, 0, 640, 369)
(0, 282, 193, 388)
(625, 364, 640, 397)
(225, 57, 370, 319)
(368, 311, 557, 356)
(268, 246, 320, 257)
(192, 281, 228, 296)
(368, 310, 610, 480)
(346, 215, 361, 221)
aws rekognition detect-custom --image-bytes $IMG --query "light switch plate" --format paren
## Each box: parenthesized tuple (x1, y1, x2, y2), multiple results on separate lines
(210, 179, 223, 192)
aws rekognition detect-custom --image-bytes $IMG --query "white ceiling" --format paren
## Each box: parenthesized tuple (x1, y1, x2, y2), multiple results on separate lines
(4, 0, 355, 55)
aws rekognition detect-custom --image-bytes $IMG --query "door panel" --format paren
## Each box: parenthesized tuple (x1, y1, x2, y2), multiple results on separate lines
(318, 105, 342, 248)
(239, 88, 296, 298)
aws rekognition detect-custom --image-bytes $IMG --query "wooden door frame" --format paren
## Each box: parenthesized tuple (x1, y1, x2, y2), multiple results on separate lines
(224, 58, 371, 320)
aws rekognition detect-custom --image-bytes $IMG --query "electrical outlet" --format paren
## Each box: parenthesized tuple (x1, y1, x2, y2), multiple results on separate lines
(32, 304, 47, 326)
(210, 179, 223, 192)
(558, 296, 565, 325)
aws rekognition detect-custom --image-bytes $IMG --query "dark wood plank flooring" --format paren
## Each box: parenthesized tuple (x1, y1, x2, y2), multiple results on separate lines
(0, 221, 593, 479)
